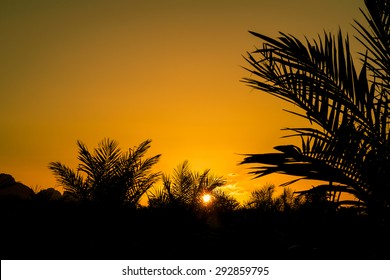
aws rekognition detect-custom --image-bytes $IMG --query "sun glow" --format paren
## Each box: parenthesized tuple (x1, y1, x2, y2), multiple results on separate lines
(202, 194, 212, 204)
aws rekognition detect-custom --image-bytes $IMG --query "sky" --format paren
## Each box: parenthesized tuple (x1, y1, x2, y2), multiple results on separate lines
(1, 0, 365, 203)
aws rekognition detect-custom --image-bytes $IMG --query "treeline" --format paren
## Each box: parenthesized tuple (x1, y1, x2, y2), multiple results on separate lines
(0, 182, 381, 260)
(44, 138, 367, 213)
(1, 138, 356, 214)
(1, 138, 386, 260)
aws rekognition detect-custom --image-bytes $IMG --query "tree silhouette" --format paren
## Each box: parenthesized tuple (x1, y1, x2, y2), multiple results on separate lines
(244, 184, 302, 212)
(210, 188, 240, 212)
(49, 138, 161, 206)
(276, 187, 304, 212)
(241, 0, 389, 218)
(148, 160, 228, 210)
(245, 184, 278, 212)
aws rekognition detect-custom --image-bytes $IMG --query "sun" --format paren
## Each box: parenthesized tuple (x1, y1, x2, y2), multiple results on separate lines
(202, 194, 212, 204)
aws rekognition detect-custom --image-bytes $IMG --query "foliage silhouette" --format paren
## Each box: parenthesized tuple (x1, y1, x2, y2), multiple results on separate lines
(245, 184, 303, 213)
(49, 138, 161, 206)
(210, 188, 240, 212)
(277, 187, 304, 212)
(241, 0, 390, 218)
(147, 160, 233, 211)
(1, 172, 387, 259)
(245, 184, 277, 212)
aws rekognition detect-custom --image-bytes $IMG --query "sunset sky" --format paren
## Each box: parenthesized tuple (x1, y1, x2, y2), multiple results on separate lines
(1, 0, 365, 203)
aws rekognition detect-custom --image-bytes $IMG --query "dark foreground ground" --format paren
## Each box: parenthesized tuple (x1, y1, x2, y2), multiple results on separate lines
(1, 199, 389, 260)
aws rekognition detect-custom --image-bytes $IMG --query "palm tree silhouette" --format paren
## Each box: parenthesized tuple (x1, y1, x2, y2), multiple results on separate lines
(210, 189, 240, 212)
(244, 184, 302, 212)
(148, 160, 227, 210)
(49, 138, 161, 206)
(241, 0, 389, 218)
(245, 184, 277, 212)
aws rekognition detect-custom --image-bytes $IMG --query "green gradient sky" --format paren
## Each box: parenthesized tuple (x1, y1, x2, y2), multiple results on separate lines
(1, 0, 364, 202)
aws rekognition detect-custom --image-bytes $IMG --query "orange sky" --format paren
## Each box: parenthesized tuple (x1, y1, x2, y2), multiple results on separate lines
(1, 0, 365, 203)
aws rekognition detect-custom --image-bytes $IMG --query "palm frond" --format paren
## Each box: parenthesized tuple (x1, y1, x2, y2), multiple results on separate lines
(76, 140, 97, 180)
(353, 0, 390, 88)
(147, 186, 171, 208)
(171, 160, 195, 204)
(211, 189, 240, 211)
(49, 138, 161, 206)
(243, 30, 376, 135)
(155, 161, 227, 209)
(241, 0, 390, 212)
(48, 161, 89, 200)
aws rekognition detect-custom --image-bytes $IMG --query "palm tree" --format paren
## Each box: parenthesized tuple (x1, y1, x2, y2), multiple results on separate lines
(245, 184, 303, 212)
(241, 0, 389, 218)
(276, 187, 304, 212)
(210, 189, 240, 212)
(49, 138, 161, 206)
(245, 184, 277, 212)
(244, 184, 304, 213)
(147, 160, 227, 210)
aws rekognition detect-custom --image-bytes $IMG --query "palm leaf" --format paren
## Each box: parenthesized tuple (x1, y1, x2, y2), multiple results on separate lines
(48, 161, 89, 200)
(241, 0, 390, 212)
(353, 0, 390, 88)
(49, 138, 161, 206)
